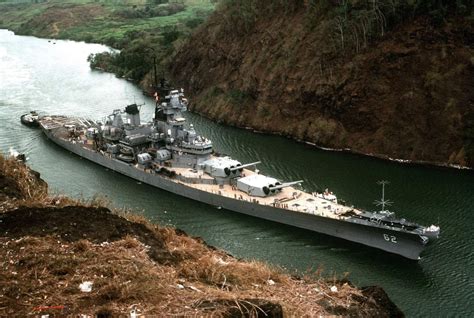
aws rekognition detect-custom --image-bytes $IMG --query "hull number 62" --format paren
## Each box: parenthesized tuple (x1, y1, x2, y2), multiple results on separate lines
(383, 234, 397, 243)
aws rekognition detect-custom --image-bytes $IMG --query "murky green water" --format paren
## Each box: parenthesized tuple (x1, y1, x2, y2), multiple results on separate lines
(1, 30, 473, 316)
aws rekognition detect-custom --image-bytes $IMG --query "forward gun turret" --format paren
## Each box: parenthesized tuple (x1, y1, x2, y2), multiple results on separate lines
(201, 157, 254, 178)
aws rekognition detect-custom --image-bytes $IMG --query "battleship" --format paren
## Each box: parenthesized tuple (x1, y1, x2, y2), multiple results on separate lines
(36, 89, 440, 260)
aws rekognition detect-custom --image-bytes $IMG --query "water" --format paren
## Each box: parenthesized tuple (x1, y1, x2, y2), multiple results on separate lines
(1, 29, 473, 316)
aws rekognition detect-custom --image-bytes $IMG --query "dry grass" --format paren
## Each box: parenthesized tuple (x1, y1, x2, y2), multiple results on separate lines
(0, 221, 384, 317)
(0, 155, 48, 211)
(0, 153, 145, 214)
(0, 153, 92, 212)
(0, 236, 173, 315)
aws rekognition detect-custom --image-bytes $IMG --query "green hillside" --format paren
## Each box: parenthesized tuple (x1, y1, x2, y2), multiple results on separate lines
(0, 0, 214, 46)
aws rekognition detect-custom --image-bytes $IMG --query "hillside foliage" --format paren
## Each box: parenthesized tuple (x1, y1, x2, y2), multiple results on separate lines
(169, 0, 473, 167)
(219, 0, 472, 52)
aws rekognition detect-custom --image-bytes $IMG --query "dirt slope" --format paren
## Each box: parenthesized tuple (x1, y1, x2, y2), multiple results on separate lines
(170, 3, 474, 168)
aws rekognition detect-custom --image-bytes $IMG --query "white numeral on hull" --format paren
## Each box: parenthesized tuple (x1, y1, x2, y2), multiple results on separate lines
(383, 234, 397, 243)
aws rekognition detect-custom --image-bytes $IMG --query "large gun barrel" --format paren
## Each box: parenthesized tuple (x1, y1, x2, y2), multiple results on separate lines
(269, 180, 303, 191)
(225, 161, 261, 175)
(229, 161, 261, 172)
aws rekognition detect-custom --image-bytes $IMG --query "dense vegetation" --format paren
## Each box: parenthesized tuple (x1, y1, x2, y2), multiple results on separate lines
(91, 0, 473, 96)
(85, 0, 216, 85)
(86, 24, 185, 83)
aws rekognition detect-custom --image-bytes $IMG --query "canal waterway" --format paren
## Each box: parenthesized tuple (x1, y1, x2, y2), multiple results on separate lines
(1, 30, 473, 316)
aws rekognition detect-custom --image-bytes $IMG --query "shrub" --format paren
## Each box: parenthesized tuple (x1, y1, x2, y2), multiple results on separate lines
(227, 89, 252, 106)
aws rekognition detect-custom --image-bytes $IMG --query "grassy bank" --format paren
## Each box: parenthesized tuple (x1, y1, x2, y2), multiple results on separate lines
(0, 154, 403, 316)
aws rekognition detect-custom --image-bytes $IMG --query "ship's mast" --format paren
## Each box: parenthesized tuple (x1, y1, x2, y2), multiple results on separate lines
(374, 180, 393, 213)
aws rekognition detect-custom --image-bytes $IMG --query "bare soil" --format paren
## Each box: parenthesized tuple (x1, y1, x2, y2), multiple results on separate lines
(1, 206, 177, 265)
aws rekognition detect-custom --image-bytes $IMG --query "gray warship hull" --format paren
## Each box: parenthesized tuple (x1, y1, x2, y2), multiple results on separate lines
(42, 127, 428, 260)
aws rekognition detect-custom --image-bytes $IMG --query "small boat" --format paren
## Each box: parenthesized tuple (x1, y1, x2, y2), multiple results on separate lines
(20, 111, 39, 127)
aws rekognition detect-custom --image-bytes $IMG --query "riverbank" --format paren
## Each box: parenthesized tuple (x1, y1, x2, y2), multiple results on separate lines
(194, 111, 474, 172)
(0, 154, 403, 316)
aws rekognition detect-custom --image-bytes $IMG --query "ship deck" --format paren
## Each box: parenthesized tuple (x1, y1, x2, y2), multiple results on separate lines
(40, 115, 360, 221)
(161, 166, 358, 220)
(40, 115, 96, 131)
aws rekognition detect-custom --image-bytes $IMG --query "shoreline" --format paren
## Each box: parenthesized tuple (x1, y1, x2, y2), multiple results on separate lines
(192, 110, 474, 172)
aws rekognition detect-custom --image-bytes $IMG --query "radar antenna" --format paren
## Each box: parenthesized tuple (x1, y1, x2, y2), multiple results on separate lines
(374, 180, 393, 213)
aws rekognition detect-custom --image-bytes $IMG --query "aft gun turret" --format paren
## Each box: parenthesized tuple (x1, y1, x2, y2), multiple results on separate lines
(237, 175, 301, 197)
(268, 180, 303, 192)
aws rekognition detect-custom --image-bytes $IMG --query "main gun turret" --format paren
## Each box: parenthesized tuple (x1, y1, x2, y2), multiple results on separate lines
(236, 175, 302, 197)
(224, 161, 261, 176)
(268, 181, 303, 192)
